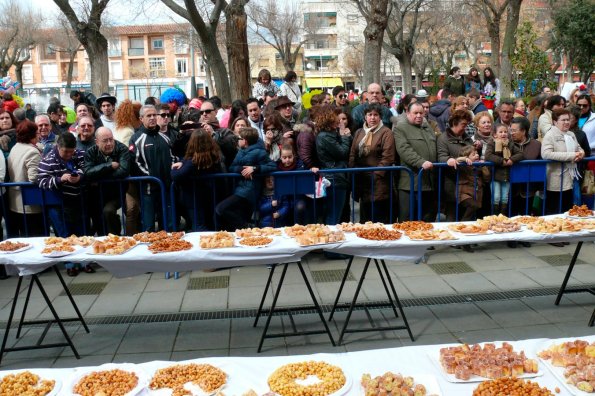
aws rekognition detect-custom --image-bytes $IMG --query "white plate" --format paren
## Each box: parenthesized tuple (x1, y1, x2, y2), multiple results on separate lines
(360, 372, 442, 396)
(539, 358, 589, 396)
(41, 245, 85, 258)
(297, 240, 345, 247)
(451, 231, 493, 236)
(0, 369, 62, 396)
(69, 363, 147, 396)
(0, 243, 33, 254)
(429, 352, 544, 383)
(565, 211, 595, 219)
(86, 243, 138, 256)
(267, 368, 352, 396)
(237, 237, 277, 249)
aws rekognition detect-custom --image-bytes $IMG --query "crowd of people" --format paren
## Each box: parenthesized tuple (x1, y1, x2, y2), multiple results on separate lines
(0, 67, 594, 277)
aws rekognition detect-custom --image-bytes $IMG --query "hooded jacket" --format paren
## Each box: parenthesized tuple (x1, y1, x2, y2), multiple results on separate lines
(428, 100, 451, 133)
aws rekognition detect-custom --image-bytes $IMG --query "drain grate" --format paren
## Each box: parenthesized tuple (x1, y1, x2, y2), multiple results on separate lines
(538, 254, 586, 267)
(60, 282, 107, 296)
(188, 276, 229, 290)
(429, 261, 475, 275)
(26, 284, 592, 328)
(311, 269, 355, 283)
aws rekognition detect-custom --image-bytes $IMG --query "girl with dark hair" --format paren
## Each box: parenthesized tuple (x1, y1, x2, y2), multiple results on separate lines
(171, 129, 225, 231)
(483, 67, 501, 106)
(221, 99, 247, 128)
(443, 66, 465, 96)
(0, 110, 18, 158)
(230, 116, 249, 136)
(465, 67, 483, 93)
(538, 94, 567, 140)
(279, 70, 302, 113)
(252, 69, 279, 101)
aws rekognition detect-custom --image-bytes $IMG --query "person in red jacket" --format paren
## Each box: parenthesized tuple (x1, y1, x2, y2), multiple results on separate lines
(2, 92, 19, 114)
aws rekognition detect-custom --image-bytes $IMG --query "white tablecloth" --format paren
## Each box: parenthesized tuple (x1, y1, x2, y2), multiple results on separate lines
(1, 218, 592, 278)
(2, 335, 590, 395)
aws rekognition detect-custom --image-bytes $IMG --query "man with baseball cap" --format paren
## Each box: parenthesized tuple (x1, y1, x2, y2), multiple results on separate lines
(96, 93, 117, 131)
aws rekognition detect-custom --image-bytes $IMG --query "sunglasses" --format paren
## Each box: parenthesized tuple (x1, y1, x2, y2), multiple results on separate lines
(199, 109, 214, 116)
(159, 113, 171, 118)
(338, 94, 347, 99)
(578, 104, 589, 108)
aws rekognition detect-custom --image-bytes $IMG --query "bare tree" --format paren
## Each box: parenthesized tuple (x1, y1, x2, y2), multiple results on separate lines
(342, 42, 365, 89)
(49, 14, 83, 91)
(53, 0, 110, 94)
(248, 0, 311, 72)
(161, 0, 251, 102)
(350, 0, 390, 86)
(383, 0, 430, 95)
(499, 0, 523, 100)
(0, 2, 42, 81)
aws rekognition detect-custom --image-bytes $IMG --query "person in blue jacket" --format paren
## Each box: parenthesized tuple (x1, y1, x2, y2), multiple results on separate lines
(258, 176, 291, 227)
(215, 127, 276, 231)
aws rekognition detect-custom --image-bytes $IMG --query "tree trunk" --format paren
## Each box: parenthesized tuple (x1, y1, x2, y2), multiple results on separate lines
(487, 17, 501, 75)
(66, 51, 77, 90)
(14, 64, 23, 89)
(83, 34, 109, 94)
(398, 54, 413, 95)
(362, 0, 389, 86)
(225, 0, 250, 102)
(500, 0, 522, 102)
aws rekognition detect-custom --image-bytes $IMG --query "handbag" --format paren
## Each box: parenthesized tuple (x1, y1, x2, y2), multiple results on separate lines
(581, 170, 595, 195)
(306, 175, 331, 199)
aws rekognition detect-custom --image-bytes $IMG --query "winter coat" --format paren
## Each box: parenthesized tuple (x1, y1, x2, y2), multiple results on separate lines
(213, 127, 239, 170)
(394, 119, 437, 191)
(428, 100, 451, 133)
(514, 137, 541, 160)
(470, 99, 488, 115)
(229, 142, 277, 203)
(129, 124, 177, 194)
(580, 112, 595, 150)
(484, 138, 524, 182)
(443, 76, 465, 96)
(437, 129, 474, 203)
(349, 125, 395, 202)
(37, 145, 85, 203)
(351, 103, 393, 131)
(7, 142, 40, 214)
(537, 109, 553, 141)
(458, 166, 489, 204)
(296, 126, 320, 169)
(541, 126, 582, 192)
(83, 141, 131, 202)
(76, 136, 95, 154)
(316, 130, 352, 189)
(258, 194, 291, 228)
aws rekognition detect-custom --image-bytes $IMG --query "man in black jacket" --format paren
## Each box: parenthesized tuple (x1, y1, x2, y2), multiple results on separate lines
(129, 105, 177, 231)
(84, 127, 130, 235)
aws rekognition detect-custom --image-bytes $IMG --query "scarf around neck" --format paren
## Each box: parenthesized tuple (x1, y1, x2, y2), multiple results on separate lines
(358, 122, 383, 157)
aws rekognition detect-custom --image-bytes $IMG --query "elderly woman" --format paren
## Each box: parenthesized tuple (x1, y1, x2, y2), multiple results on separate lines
(538, 95, 566, 141)
(6, 119, 43, 237)
(541, 109, 584, 214)
(315, 104, 352, 226)
(349, 103, 395, 223)
(437, 109, 475, 222)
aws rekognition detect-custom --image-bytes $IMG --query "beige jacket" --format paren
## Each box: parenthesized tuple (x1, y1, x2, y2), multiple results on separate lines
(541, 126, 582, 192)
(7, 142, 42, 213)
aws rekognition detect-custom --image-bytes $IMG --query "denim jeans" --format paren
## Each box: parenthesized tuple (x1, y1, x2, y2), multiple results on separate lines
(492, 181, 510, 205)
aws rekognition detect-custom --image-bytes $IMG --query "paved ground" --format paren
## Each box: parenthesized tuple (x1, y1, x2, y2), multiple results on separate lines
(0, 241, 593, 370)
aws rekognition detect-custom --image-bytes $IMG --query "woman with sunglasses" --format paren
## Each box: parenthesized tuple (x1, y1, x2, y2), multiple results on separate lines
(576, 94, 595, 150)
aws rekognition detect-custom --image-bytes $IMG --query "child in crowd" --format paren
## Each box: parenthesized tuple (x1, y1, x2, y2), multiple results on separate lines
(485, 124, 523, 215)
(214, 127, 276, 231)
(456, 145, 489, 220)
(258, 176, 291, 227)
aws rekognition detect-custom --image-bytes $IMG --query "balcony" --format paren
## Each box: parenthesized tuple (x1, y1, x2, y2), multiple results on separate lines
(128, 48, 145, 56)
(108, 49, 122, 57)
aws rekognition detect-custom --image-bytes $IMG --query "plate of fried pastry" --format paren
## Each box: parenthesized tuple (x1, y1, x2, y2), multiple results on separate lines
(0, 240, 32, 254)
(147, 362, 227, 395)
(566, 204, 595, 219)
(0, 369, 61, 396)
(88, 234, 138, 255)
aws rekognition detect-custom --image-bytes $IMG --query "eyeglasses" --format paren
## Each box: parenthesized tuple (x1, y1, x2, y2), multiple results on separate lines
(144, 114, 158, 118)
(199, 109, 214, 116)
(578, 104, 589, 108)
(79, 124, 94, 129)
(265, 128, 279, 133)
(338, 94, 347, 99)
(159, 113, 171, 118)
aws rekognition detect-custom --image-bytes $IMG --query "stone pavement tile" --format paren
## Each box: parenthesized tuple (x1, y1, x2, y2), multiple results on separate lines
(52, 354, 113, 369)
(60, 324, 129, 357)
(113, 351, 172, 364)
(3, 326, 73, 360)
(399, 276, 455, 297)
(481, 270, 542, 289)
(229, 267, 270, 288)
(399, 332, 459, 346)
(174, 319, 230, 351)
(0, 277, 20, 299)
(520, 267, 582, 287)
(565, 292, 595, 308)
(491, 246, 540, 259)
(383, 306, 449, 336)
(474, 300, 550, 327)
(428, 303, 500, 332)
(171, 349, 230, 361)
(133, 290, 185, 314)
(452, 328, 514, 344)
(343, 337, 403, 352)
(391, 263, 436, 278)
(506, 324, 567, 340)
(273, 283, 321, 306)
(101, 275, 150, 294)
(468, 257, 549, 272)
(441, 273, 499, 294)
(564, 264, 595, 284)
(0, 298, 48, 322)
(116, 322, 178, 354)
(555, 320, 595, 337)
(180, 289, 228, 311)
(454, 249, 500, 262)
(361, 277, 412, 301)
(144, 276, 189, 292)
(425, 251, 463, 264)
(528, 243, 577, 256)
(521, 296, 590, 324)
(88, 292, 141, 316)
(270, 264, 312, 286)
(285, 343, 347, 355)
(230, 346, 288, 357)
(1, 357, 56, 370)
(230, 317, 286, 349)
(228, 286, 272, 309)
(314, 281, 359, 305)
(38, 295, 97, 320)
(71, 270, 113, 283)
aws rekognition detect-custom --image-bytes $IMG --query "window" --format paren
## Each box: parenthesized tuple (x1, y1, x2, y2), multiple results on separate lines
(176, 59, 188, 76)
(110, 61, 123, 79)
(108, 38, 121, 57)
(258, 58, 269, 68)
(347, 14, 358, 23)
(152, 37, 164, 50)
(41, 63, 58, 82)
(173, 36, 189, 54)
(128, 37, 144, 56)
(22, 64, 33, 84)
(149, 57, 165, 78)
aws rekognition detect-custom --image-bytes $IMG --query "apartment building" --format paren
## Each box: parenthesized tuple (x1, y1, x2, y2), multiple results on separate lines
(17, 23, 207, 100)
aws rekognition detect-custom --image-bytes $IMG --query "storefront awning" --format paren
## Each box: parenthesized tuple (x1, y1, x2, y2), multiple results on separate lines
(304, 77, 343, 88)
